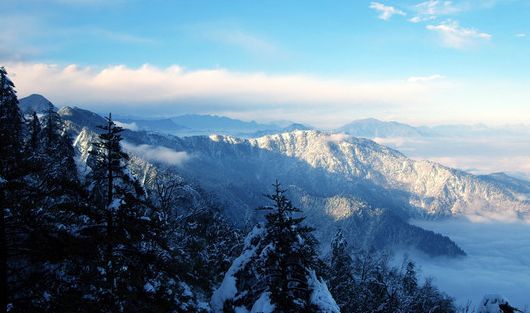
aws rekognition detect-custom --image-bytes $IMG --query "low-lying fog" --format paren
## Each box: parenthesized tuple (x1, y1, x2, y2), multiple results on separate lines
(404, 219, 530, 310)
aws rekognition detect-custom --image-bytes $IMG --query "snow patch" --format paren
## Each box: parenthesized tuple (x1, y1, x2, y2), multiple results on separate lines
(307, 270, 340, 313)
(477, 294, 509, 313)
(250, 292, 275, 313)
(211, 226, 265, 312)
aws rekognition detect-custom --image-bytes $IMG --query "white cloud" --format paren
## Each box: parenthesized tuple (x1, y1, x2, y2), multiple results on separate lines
(324, 133, 352, 144)
(115, 121, 139, 131)
(122, 142, 190, 166)
(515, 33, 527, 38)
(410, 0, 460, 23)
(426, 20, 491, 49)
(369, 2, 406, 20)
(407, 74, 445, 83)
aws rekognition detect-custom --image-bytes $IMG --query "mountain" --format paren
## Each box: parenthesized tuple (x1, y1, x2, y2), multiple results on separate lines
(115, 118, 188, 133)
(18, 94, 57, 115)
(336, 118, 429, 138)
(59, 107, 529, 257)
(336, 118, 530, 139)
(59, 106, 107, 133)
(169, 114, 279, 134)
(249, 123, 313, 137)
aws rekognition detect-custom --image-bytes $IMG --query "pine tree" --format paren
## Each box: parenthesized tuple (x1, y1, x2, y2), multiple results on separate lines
(211, 181, 339, 313)
(41, 102, 78, 183)
(28, 112, 41, 154)
(81, 113, 200, 312)
(0, 67, 24, 180)
(257, 181, 320, 312)
(328, 229, 357, 312)
(0, 67, 25, 312)
(402, 260, 418, 296)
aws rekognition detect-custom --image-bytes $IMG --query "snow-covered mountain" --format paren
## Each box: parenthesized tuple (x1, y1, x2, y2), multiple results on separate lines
(478, 172, 530, 201)
(249, 123, 313, 138)
(58, 106, 530, 257)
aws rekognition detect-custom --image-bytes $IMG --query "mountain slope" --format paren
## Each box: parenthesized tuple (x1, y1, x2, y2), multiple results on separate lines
(478, 172, 530, 201)
(248, 131, 529, 219)
(59, 107, 529, 257)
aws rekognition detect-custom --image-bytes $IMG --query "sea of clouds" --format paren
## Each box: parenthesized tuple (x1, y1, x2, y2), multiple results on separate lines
(404, 219, 530, 310)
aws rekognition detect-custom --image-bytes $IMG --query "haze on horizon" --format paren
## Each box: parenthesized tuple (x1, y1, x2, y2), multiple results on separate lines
(2, 0, 530, 128)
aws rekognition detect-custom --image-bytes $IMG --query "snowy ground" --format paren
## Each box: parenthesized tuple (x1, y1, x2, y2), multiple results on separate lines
(403, 219, 530, 310)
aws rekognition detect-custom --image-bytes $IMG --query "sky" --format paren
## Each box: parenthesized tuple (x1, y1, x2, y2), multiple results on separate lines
(2, 0, 530, 127)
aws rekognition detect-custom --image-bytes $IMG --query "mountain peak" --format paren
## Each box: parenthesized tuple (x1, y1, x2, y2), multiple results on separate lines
(18, 94, 57, 114)
(58, 106, 107, 133)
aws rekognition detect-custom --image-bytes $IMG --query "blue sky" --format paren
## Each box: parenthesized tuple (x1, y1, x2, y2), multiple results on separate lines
(2, 0, 530, 126)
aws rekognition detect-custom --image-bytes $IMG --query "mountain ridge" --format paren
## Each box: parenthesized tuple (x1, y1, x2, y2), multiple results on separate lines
(53, 106, 529, 258)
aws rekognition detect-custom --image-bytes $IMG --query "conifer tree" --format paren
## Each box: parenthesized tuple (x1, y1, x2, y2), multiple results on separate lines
(402, 260, 418, 297)
(0, 68, 51, 312)
(28, 112, 41, 154)
(82, 113, 199, 312)
(0, 67, 24, 180)
(258, 181, 320, 312)
(212, 181, 339, 313)
(328, 229, 357, 312)
(0, 67, 25, 312)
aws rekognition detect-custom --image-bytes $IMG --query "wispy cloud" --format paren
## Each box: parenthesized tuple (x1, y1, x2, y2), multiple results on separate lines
(122, 142, 190, 166)
(407, 74, 445, 83)
(426, 20, 491, 49)
(515, 33, 527, 38)
(369, 2, 406, 20)
(115, 121, 139, 131)
(409, 0, 461, 23)
(86, 28, 156, 45)
(0, 13, 155, 61)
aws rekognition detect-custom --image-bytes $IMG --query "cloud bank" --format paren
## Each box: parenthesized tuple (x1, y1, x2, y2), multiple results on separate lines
(3, 62, 529, 127)
(4, 62, 443, 127)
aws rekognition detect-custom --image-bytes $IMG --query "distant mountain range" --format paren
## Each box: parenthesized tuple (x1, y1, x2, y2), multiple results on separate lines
(336, 118, 430, 138)
(19, 94, 530, 139)
(39, 103, 529, 258)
